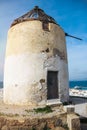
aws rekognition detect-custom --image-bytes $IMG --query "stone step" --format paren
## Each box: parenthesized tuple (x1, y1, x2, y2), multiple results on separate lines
(46, 99, 62, 107)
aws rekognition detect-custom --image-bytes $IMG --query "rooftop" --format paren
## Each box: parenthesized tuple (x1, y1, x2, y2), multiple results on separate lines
(11, 6, 58, 27)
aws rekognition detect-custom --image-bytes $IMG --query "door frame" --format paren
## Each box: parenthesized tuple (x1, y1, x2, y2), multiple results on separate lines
(47, 70, 59, 100)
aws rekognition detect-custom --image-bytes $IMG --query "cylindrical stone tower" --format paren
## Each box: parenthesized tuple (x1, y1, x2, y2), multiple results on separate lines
(4, 6, 69, 106)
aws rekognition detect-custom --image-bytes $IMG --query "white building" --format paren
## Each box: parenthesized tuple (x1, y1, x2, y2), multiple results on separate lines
(4, 6, 69, 106)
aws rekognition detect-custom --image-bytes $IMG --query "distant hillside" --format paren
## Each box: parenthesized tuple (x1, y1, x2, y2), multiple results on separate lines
(0, 82, 3, 88)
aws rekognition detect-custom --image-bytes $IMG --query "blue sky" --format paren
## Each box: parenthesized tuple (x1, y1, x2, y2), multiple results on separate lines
(0, 0, 87, 81)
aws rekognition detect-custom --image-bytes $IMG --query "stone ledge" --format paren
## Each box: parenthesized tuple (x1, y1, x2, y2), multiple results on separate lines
(63, 105, 75, 113)
(46, 99, 62, 106)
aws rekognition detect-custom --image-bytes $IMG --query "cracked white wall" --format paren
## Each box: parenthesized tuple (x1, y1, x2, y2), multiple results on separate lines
(4, 21, 69, 105)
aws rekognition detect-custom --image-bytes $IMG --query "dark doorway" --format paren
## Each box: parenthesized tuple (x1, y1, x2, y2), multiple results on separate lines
(47, 71, 58, 99)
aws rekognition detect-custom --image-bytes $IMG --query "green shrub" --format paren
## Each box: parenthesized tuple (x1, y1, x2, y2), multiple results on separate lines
(34, 106, 53, 113)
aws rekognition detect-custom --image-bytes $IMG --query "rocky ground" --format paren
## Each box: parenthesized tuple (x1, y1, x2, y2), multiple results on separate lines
(0, 89, 69, 130)
(0, 89, 86, 130)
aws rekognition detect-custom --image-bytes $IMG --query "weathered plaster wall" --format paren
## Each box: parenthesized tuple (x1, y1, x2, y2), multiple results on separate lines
(4, 21, 69, 105)
(6, 21, 67, 58)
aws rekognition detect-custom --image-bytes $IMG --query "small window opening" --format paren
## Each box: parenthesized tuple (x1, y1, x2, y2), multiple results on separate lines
(42, 22, 49, 31)
(30, 12, 38, 19)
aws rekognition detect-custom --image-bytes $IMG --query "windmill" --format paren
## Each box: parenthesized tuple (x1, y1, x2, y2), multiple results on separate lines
(4, 6, 82, 105)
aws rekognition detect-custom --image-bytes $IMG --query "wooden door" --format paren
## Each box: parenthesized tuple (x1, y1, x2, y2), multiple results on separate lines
(47, 71, 58, 99)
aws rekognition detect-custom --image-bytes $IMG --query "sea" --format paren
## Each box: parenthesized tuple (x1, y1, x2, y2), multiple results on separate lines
(69, 80, 87, 90)
(0, 81, 87, 90)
